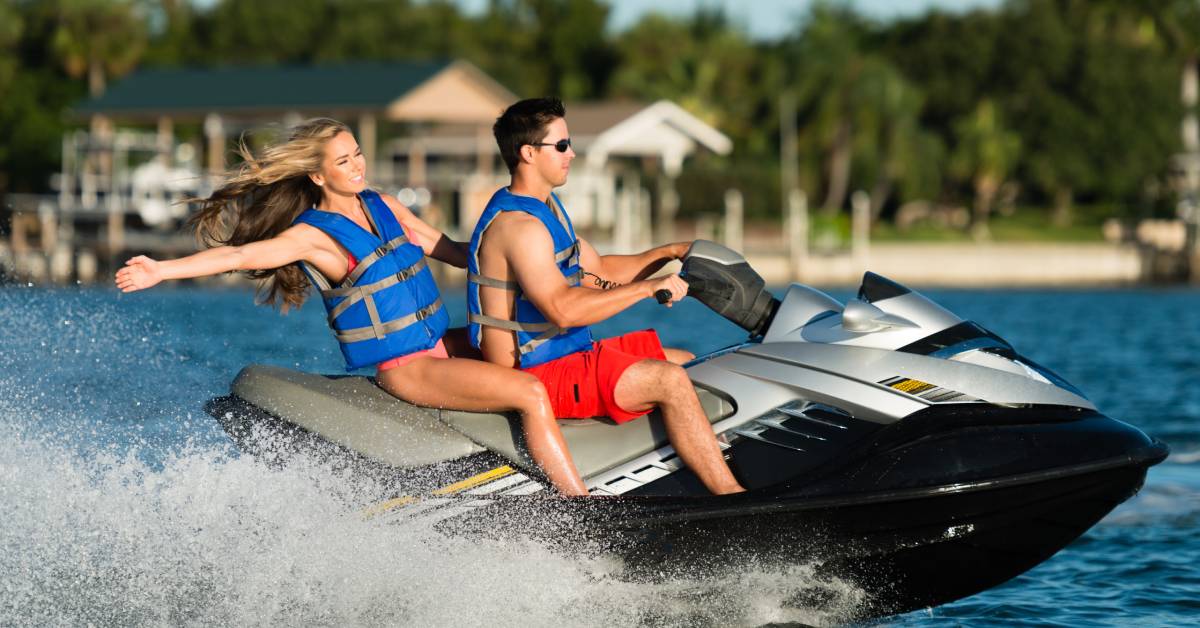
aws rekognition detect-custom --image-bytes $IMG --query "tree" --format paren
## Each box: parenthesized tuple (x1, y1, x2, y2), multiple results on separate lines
(849, 60, 943, 221)
(611, 8, 759, 140)
(464, 0, 616, 99)
(50, 0, 146, 97)
(950, 99, 1021, 238)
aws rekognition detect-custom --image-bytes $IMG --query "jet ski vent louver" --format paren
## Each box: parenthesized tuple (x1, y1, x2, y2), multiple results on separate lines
(730, 402, 852, 452)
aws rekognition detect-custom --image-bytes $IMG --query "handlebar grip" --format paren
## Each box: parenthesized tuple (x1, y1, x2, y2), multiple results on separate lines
(654, 289, 673, 304)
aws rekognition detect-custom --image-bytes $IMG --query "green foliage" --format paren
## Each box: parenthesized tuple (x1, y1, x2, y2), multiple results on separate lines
(676, 155, 779, 220)
(2, 0, 1199, 234)
(872, 205, 1108, 242)
(49, 0, 146, 96)
(610, 8, 762, 150)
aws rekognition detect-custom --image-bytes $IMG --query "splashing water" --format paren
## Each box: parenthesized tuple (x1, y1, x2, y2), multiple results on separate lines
(0, 420, 864, 627)
(0, 286, 864, 626)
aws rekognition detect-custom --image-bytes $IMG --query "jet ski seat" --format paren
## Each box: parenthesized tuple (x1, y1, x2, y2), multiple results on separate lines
(439, 386, 733, 478)
(230, 364, 733, 479)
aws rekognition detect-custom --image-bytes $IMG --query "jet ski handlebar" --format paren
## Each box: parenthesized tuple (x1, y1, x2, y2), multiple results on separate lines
(667, 240, 780, 337)
(652, 279, 714, 304)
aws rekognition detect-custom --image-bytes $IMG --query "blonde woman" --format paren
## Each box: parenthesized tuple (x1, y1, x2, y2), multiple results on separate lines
(115, 118, 588, 496)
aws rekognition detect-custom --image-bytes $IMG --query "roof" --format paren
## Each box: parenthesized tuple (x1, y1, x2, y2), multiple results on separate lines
(387, 100, 733, 172)
(577, 100, 733, 175)
(561, 101, 649, 137)
(75, 60, 515, 122)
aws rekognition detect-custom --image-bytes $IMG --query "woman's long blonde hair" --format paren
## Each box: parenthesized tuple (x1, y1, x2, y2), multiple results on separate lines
(188, 117, 351, 311)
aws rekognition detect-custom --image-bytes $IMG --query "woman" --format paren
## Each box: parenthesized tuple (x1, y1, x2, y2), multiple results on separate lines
(115, 118, 588, 496)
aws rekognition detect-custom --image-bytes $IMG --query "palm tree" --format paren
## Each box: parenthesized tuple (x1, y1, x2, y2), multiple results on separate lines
(50, 0, 146, 97)
(950, 99, 1021, 239)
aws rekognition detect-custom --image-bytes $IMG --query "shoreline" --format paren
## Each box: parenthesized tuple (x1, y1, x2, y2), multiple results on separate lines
(1, 239, 1193, 289)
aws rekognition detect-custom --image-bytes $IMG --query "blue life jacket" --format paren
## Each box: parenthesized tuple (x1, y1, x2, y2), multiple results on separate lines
(294, 189, 449, 371)
(466, 187, 594, 368)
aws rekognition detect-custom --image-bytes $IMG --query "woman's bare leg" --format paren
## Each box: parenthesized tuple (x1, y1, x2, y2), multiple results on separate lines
(376, 356, 587, 496)
(663, 347, 695, 365)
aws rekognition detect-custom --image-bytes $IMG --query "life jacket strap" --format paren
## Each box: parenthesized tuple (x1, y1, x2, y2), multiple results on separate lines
(467, 269, 582, 293)
(555, 241, 579, 264)
(341, 235, 410, 288)
(468, 272, 519, 291)
(518, 326, 571, 356)
(301, 261, 334, 292)
(322, 256, 428, 299)
(334, 297, 444, 344)
(325, 258, 429, 322)
(467, 312, 555, 333)
(467, 312, 580, 357)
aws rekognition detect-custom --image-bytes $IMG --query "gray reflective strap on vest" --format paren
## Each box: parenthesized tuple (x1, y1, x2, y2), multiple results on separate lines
(467, 312, 563, 356)
(334, 298, 444, 344)
(518, 326, 569, 355)
(467, 245, 583, 357)
(469, 201, 580, 355)
(341, 235, 409, 288)
(468, 242, 579, 294)
(301, 261, 334, 292)
(322, 257, 428, 320)
(554, 240, 578, 264)
(467, 272, 519, 291)
(467, 312, 554, 333)
(301, 243, 435, 343)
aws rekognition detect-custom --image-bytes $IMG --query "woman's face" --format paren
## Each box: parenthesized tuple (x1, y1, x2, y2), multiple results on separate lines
(313, 130, 367, 195)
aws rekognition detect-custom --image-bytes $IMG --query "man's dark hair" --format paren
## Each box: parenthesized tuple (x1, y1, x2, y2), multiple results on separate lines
(493, 98, 566, 174)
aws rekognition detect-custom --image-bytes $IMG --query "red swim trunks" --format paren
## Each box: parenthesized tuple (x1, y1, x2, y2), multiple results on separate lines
(521, 329, 667, 424)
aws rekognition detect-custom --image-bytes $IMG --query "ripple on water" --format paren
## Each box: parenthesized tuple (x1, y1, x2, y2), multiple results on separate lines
(4, 285, 1200, 626)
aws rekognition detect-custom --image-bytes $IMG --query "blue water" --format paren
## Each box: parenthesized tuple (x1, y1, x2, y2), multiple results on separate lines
(1, 282, 1198, 626)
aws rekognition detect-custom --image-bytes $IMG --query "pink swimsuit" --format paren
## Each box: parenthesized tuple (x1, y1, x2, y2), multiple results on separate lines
(345, 225, 449, 373)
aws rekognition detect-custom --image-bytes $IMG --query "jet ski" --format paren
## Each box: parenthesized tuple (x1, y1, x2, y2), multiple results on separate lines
(207, 240, 1167, 618)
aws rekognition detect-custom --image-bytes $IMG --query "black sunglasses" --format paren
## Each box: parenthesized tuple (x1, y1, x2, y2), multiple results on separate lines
(529, 138, 572, 153)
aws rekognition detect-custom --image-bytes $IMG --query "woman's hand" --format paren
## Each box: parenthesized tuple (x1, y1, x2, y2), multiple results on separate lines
(115, 255, 163, 292)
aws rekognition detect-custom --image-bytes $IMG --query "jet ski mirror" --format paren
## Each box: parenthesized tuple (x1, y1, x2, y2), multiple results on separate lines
(680, 240, 780, 337)
(841, 298, 919, 333)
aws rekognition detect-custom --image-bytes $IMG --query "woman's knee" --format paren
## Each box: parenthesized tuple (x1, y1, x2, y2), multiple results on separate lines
(664, 347, 695, 364)
(513, 373, 552, 413)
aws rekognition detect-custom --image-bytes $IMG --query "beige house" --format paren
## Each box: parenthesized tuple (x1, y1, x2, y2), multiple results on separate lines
(64, 63, 732, 257)
(390, 99, 732, 249)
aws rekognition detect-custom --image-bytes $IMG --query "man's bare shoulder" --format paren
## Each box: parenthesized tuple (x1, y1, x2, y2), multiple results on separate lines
(484, 212, 547, 244)
(480, 212, 556, 265)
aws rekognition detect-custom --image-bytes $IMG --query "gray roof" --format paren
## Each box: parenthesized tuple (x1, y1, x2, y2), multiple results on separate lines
(75, 61, 453, 117)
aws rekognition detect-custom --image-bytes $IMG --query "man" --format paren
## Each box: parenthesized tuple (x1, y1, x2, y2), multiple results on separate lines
(466, 97, 745, 496)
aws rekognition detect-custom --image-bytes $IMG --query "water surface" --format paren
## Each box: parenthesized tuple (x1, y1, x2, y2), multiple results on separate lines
(1, 283, 1196, 626)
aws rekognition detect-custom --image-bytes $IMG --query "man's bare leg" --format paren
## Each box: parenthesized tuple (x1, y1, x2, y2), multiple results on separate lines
(378, 356, 588, 496)
(612, 359, 745, 495)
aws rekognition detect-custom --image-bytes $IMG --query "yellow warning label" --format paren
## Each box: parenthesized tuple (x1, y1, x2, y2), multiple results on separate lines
(889, 378, 937, 394)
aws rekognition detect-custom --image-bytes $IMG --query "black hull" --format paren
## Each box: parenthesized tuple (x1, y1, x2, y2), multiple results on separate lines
(446, 446, 1161, 619)
(207, 393, 1166, 619)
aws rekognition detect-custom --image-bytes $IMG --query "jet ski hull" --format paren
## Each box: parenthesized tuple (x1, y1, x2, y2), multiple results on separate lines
(209, 389, 1165, 618)
(203, 255, 1170, 618)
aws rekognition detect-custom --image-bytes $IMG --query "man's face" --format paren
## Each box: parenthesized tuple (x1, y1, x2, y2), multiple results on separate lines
(529, 117, 575, 187)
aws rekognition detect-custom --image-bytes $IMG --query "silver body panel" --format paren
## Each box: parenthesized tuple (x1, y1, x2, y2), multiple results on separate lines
(230, 266, 1096, 494)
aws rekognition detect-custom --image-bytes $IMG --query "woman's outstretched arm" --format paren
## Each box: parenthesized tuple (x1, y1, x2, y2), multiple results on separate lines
(115, 227, 319, 292)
